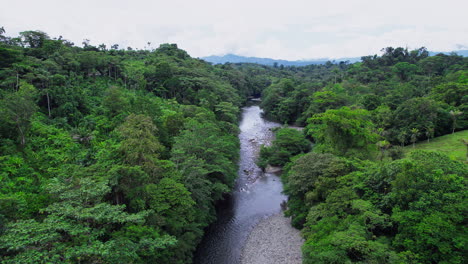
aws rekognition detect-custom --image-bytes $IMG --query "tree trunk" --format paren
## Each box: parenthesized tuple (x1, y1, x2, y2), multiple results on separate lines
(17, 123, 25, 146)
(46, 91, 51, 117)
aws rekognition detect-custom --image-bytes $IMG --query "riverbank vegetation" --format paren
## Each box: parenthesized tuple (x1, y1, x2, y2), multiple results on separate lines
(1, 28, 467, 263)
(257, 48, 467, 263)
(257, 127, 311, 168)
(282, 150, 466, 263)
(0, 29, 266, 263)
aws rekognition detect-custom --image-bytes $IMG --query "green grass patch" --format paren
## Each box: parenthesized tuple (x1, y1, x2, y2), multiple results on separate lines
(404, 130, 468, 162)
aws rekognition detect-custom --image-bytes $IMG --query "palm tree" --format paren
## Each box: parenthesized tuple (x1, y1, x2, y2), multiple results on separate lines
(449, 110, 463, 134)
(376, 140, 391, 160)
(425, 126, 434, 143)
(398, 131, 407, 146)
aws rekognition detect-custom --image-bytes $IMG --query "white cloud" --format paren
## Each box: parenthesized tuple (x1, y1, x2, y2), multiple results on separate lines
(1, 0, 467, 59)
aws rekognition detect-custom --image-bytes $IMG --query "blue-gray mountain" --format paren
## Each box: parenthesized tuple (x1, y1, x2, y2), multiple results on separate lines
(202, 50, 468, 66)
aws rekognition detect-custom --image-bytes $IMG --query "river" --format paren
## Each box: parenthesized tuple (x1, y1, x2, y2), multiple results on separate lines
(193, 102, 287, 264)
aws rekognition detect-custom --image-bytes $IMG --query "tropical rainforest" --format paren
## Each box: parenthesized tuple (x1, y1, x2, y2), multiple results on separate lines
(0, 28, 467, 263)
(259, 47, 467, 263)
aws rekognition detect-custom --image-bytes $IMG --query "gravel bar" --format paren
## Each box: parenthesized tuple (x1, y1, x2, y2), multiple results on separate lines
(240, 213, 304, 264)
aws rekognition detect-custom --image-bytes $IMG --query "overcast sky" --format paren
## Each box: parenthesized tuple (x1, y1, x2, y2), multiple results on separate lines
(1, 0, 467, 60)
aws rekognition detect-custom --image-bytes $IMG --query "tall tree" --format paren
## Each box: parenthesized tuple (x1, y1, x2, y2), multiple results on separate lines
(306, 107, 379, 158)
(0, 82, 38, 146)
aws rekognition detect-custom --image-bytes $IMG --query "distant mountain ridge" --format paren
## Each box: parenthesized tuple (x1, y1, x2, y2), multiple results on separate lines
(201, 54, 355, 66)
(202, 50, 468, 66)
(429, 50, 468, 57)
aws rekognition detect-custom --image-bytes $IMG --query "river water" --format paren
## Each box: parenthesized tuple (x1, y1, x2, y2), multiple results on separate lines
(193, 102, 287, 264)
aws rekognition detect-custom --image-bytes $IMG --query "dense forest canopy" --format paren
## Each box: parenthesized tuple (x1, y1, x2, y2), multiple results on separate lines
(0, 28, 265, 263)
(256, 46, 467, 263)
(0, 28, 467, 263)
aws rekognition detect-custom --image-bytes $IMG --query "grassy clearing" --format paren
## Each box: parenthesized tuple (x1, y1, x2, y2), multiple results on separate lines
(404, 130, 468, 162)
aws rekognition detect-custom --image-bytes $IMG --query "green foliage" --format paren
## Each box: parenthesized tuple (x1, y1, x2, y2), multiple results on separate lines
(431, 81, 467, 107)
(261, 79, 296, 122)
(258, 128, 311, 168)
(0, 29, 254, 263)
(1, 28, 467, 263)
(284, 149, 467, 264)
(307, 107, 379, 158)
(310, 90, 347, 113)
(0, 173, 177, 263)
(0, 155, 46, 220)
(171, 117, 239, 223)
(0, 82, 39, 145)
(214, 101, 239, 123)
(257, 47, 467, 264)
(117, 114, 164, 174)
(282, 152, 352, 228)
(389, 151, 466, 263)
(392, 62, 418, 81)
(388, 97, 449, 144)
(145, 178, 195, 232)
(258, 47, 467, 147)
(0, 47, 21, 68)
(102, 86, 130, 117)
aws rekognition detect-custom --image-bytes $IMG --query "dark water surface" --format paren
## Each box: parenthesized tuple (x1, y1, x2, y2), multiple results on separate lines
(193, 103, 287, 264)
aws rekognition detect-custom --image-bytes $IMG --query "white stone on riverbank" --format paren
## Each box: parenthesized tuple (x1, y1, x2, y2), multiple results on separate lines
(265, 165, 282, 173)
(240, 213, 304, 264)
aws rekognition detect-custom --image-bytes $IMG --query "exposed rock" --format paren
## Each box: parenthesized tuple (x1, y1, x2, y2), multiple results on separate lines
(265, 165, 282, 173)
(240, 213, 303, 264)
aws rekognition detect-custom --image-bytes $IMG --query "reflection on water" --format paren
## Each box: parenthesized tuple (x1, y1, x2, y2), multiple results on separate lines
(193, 104, 286, 264)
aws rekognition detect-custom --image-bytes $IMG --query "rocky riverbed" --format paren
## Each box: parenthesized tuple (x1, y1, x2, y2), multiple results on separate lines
(240, 213, 304, 264)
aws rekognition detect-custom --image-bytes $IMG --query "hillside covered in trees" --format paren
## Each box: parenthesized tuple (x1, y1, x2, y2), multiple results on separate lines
(0, 28, 467, 264)
(0, 29, 273, 263)
(257, 48, 467, 263)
